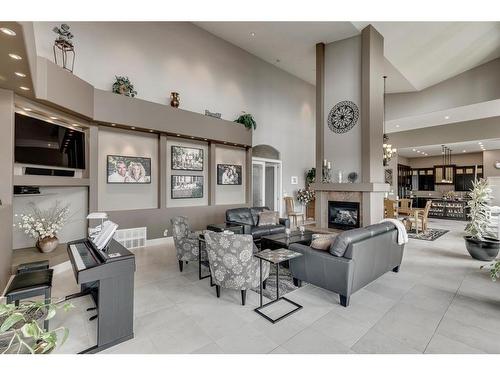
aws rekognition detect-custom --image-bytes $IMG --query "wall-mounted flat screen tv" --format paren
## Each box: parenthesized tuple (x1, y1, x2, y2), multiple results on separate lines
(15, 113, 86, 169)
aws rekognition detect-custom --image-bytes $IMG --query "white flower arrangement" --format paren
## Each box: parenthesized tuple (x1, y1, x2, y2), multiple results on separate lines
(15, 201, 70, 240)
(296, 188, 316, 206)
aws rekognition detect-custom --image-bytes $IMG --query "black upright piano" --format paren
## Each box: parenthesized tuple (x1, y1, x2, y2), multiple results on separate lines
(67, 238, 135, 354)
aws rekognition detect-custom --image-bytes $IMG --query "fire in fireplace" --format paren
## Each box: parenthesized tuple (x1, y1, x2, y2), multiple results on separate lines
(328, 201, 360, 230)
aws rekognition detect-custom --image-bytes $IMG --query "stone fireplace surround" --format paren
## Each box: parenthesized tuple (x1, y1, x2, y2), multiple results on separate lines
(311, 183, 388, 229)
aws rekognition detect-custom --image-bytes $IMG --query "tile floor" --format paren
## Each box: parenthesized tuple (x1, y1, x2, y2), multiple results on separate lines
(50, 219, 500, 354)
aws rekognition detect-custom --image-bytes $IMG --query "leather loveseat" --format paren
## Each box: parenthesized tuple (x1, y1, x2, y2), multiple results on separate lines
(225, 206, 290, 241)
(289, 222, 404, 307)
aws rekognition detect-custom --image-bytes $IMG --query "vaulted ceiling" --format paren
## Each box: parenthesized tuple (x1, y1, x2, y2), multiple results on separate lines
(195, 21, 500, 93)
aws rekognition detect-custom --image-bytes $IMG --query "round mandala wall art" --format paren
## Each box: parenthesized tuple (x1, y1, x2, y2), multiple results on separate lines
(327, 100, 360, 134)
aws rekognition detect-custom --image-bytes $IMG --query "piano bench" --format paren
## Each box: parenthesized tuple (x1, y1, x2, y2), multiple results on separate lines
(4, 269, 53, 331)
(17, 260, 50, 274)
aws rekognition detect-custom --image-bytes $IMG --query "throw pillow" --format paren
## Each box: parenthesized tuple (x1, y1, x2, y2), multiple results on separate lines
(258, 211, 279, 226)
(310, 233, 337, 251)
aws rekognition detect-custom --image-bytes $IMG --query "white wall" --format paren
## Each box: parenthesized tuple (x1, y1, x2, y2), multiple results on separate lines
(323, 36, 362, 178)
(13, 187, 88, 249)
(98, 128, 158, 211)
(215, 145, 246, 205)
(166, 138, 208, 207)
(33, 21, 315, 203)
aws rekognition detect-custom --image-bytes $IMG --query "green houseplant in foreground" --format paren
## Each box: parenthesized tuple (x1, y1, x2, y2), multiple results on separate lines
(234, 112, 256, 130)
(464, 179, 500, 261)
(0, 300, 73, 354)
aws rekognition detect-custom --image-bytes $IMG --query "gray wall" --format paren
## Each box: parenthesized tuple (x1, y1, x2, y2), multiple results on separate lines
(484, 150, 500, 178)
(0, 89, 13, 290)
(323, 36, 362, 177)
(386, 58, 500, 121)
(389, 116, 500, 150)
(98, 128, 159, 211)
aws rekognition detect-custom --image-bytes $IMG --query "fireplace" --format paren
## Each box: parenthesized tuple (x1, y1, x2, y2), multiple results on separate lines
(328, 201, 360, 230)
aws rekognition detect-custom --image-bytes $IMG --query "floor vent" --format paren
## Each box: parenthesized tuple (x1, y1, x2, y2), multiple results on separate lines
(114, 227, 147, 249)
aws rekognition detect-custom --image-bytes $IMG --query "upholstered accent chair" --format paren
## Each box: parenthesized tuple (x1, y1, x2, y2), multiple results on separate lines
(204, 231, 270, 305)
(171, 216, 205, 272)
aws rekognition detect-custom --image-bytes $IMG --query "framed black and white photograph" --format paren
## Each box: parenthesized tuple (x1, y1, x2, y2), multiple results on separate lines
(107, 155, 151, 184)
(217, 164, 242, 185)
(171, 146, 204, 171)
(171, 175, 204, 199)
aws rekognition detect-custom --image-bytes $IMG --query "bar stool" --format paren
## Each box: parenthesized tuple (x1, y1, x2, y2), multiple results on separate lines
(3, 261, 53, 331)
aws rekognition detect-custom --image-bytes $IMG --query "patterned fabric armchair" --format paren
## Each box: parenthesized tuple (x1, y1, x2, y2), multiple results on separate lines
(171, 216, 205, 272)
(204, 231, 270, 305)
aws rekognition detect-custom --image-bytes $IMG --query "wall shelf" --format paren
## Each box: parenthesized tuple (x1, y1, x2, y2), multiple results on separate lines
(13, 175, 90, 187)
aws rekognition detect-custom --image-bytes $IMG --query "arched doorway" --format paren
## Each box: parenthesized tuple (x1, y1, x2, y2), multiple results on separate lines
(252, 145, 283, 214)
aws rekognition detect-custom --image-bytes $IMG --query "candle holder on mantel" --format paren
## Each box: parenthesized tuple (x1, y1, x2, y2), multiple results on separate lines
(322, 159, 332, 183)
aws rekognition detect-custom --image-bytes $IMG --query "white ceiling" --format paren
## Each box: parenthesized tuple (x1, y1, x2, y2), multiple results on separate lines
(398, 139, 500, 158)
(195, 21, 500, 93)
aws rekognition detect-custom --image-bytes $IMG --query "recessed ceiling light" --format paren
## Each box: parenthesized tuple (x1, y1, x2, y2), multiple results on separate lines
(250, 32, 256, 37)
(203, 138, 207, 141)
(50, 116, 58, 120)
(131, 126, 136, 130)
(15, 72, 26, 77)
(463, 150, 466, 153)
(190, 136, 194, 139)
(149, 130, 154, 132)
(23, 107, 31, 111)
(111, 123, 116, 127)
(176, 134, 180, 137)
(412, 149, 416, 152)
(478, 142, 483, 145)
(416, 150, 420, 153)
(9, 53, 22, 60)
(19, 86, 29, 91)
(1, 28, 16, 36)
(395, 125, 400, 128)
(444, 116, 450, 120)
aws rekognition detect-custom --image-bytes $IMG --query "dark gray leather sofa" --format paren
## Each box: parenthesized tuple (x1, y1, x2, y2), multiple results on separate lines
(225, 207, 290, 241)
(289, 222, 404, 307)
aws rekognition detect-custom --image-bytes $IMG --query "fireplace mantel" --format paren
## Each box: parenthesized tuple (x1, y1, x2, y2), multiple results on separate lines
(311, 182, 390, 193)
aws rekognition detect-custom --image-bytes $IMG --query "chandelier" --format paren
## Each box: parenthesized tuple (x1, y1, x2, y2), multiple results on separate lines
(383, 75, 397, 166)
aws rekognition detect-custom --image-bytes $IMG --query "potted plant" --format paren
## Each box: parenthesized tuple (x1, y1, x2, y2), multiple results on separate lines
(306, 168, 316, 186)
(0, 300, 73, 354)
(464, 179, 500, 261)
(112, 76, 137, 97)
(15, 201, 70, 253)
(234, 112, 256, 130)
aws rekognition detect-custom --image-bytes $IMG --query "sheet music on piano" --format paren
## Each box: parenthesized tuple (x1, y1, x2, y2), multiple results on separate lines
(91, 220, 118, 251)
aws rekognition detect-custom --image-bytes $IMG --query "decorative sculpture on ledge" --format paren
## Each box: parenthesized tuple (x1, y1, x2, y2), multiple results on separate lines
(52, 23, 75, 73)
(322, 159, 332, 183)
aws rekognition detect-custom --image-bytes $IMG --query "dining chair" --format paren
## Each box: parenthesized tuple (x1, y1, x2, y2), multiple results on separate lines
(284, 196, 305, 228)
(384, 199, 398, 219)
(408, 200, 432, 233)
(399, 198, 413, 216)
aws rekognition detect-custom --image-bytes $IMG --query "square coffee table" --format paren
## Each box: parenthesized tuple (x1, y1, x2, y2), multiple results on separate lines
(254, 248, 303, 324)
(261, 230, 315, 250)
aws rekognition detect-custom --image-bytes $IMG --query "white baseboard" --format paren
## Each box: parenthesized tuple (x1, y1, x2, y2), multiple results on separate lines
(145, 237, 173, 247)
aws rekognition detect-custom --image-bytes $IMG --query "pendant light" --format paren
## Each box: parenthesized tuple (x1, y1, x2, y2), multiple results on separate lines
(383, 76, 397, 166)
